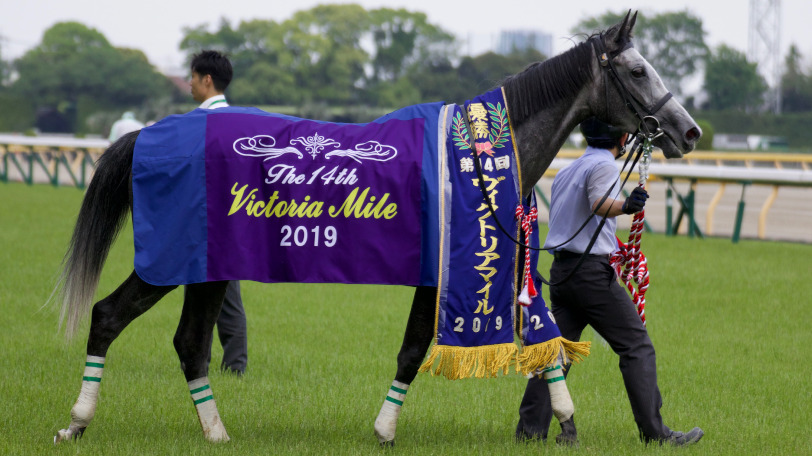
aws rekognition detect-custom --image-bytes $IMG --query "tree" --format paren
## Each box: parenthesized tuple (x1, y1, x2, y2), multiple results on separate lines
(179, 6, 458, 109)
(572, 10, 709, 98)
(180, 18, 302, 105)
(703, 45, 767, 111)
(455, 49, 546, 103)
(281, 4, 371, 105)
(0, 42, 10, 87)
(781, 44, 812, 112)
(367, 8, 455, 82)
(12, 22, 171, 132)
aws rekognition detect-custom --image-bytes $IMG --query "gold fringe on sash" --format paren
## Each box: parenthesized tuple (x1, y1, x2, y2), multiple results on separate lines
(418, 343, 518, 380)
(516, 337, 592, 376)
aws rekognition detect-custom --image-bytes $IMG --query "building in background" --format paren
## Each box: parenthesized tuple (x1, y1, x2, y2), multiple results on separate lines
(497, 30, 553, 57)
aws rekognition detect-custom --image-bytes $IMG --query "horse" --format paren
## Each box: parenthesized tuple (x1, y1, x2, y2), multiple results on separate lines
(53, 12, 700, 446)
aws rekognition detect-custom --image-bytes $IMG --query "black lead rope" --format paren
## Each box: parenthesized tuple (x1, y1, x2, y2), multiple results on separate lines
(463, 35, 672, 287)
(465, 107, 647, 287)
(466, 104, 645, 254)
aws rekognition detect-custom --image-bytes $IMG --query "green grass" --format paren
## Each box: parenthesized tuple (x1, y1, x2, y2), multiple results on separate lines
(1, 181, 810, 455)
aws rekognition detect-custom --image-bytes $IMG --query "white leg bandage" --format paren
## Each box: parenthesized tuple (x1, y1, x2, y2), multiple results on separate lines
(374, 380, 409, 444)
(55, 355, 105, 444)
(543, 366, 574, 422)
(188, 377, 229, 442)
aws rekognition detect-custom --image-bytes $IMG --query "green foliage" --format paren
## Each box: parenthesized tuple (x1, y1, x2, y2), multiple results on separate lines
(571, 10, 710, 98)
(408, 48, 546, 107)
(2, 182, 811, 455)
(694, 119, 714, 150)
(703, 45, 767, 111)
(696, 110, 812, 151)
(180, 5, 457, 109)
(11, 22, 172, 133)
(781, 44, 812, 113)
(0, 90, 35, 131)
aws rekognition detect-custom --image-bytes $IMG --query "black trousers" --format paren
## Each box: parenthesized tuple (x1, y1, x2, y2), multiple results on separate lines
(516, 255, 670, 440)
(205, 280, 248, 373)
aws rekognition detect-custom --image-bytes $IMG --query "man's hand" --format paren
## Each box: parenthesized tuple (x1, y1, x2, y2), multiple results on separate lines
(621, 186, 649, 214)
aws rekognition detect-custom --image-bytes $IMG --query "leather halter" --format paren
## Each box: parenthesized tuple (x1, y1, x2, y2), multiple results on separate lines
(590, 35, 673, 137)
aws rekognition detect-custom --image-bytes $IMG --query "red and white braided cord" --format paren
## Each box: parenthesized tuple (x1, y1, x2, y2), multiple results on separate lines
(609, 185, 650, 325)
(515, 204, 538, 306)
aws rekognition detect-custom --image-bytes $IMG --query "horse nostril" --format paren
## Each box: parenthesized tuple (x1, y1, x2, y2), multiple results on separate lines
(685, 127, 701, 142)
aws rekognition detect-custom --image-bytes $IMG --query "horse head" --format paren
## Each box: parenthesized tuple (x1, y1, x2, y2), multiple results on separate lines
(591, 11, 701, 158)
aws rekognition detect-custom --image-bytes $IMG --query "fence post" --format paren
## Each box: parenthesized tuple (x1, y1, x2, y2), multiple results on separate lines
(732, 182, 748, 243)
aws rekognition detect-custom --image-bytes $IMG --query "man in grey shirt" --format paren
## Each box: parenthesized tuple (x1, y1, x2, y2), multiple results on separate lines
(515, 117, 702, 446)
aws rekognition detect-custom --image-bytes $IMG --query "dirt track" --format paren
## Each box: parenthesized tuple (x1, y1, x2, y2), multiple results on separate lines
(535, 178, 812, 244)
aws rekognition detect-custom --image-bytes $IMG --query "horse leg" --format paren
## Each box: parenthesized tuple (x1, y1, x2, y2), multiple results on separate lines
(374, 286, 436, 446)
(174, 281, 230, 443)
(55, 271, 175, 444)
(541, 364, 577, 445)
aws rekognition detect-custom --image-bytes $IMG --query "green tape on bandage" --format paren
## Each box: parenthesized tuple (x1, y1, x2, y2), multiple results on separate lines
(545, 376, 565, 383)
(193, 394, 214, 405)
(82, 376, 101, 382)
(542, 365, 561, 373)
(390, 385, 408, 395)
(190, 384, 211, 395)
(385, 396, 403, 406)
(85, 362, 104, 368)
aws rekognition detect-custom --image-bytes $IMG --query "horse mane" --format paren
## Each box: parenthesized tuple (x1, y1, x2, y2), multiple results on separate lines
(503, 28, 629, 125)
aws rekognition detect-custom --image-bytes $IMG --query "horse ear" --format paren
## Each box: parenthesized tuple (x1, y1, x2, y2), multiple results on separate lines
(616, 10, 636, 43)
(627, 11, 638, 35)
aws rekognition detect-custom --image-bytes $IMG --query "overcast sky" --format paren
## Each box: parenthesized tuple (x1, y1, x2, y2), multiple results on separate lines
(1, 0, 809, 76)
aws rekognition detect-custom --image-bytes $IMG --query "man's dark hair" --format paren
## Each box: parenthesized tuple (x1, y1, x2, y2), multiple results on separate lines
(190, 50, 233, 92)
(579, 117, 626, 150)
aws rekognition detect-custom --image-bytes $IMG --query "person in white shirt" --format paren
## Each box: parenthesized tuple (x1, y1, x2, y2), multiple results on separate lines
(190, 50, 247, 375)
(108, 111, 144, 141)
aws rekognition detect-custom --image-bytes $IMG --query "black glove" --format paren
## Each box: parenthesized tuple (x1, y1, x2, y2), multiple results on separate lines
(621, 186, 649, 214)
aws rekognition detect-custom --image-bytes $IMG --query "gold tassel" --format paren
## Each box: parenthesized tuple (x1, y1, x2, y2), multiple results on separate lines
(516, 337, 591, 376)
(418, 343, 518, 380)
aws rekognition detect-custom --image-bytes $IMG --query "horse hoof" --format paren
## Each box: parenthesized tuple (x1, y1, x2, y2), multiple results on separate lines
(54, 427, 84, 444)
(379, 439, 395, 448)
(555, 433, 578, 447)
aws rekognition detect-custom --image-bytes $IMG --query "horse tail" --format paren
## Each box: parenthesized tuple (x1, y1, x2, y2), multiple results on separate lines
(56, 130, 138, 340)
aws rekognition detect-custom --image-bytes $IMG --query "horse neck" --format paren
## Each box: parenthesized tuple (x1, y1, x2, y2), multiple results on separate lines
(503, 42, 601, 196)
(512, 90, 593, 196)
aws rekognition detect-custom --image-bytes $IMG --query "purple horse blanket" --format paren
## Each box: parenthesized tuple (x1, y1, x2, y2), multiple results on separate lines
(133, 102, 443, 287)
(131, 89, 589, 379)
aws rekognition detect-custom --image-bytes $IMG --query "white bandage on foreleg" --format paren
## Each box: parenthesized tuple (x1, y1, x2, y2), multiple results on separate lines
(70, 355, 105, 428)
(374, 380, 409, 443)
(543, 366, 574, 422)
(188, 377, 229, 442)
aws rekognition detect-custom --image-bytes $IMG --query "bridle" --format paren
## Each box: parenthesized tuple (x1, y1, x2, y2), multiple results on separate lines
(590, 34, 672, 140)
(469, 33, 673, 287)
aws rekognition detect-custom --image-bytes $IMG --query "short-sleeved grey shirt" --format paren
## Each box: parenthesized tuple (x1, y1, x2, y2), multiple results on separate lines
(543, 147, 622, 255)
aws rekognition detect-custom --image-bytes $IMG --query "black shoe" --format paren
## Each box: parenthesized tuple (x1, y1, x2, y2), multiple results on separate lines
(665, 427, 704, 446)
(221, 366, 244, 376)
(515, 421, 546, 443)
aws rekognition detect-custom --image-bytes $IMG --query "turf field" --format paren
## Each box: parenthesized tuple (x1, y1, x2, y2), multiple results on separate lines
(1, 182, 809, 455)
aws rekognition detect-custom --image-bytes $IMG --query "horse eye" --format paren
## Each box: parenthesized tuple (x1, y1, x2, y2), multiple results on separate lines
(631, 67, 646, 78)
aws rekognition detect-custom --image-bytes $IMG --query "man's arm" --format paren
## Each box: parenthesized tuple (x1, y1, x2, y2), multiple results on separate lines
(592, 197, 626, 217)
(594, 186, 649, 216)
(588, 163, 649, 217)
